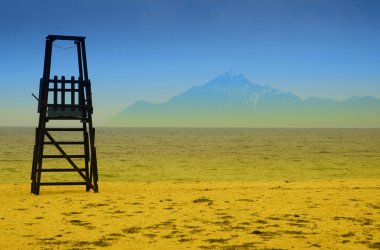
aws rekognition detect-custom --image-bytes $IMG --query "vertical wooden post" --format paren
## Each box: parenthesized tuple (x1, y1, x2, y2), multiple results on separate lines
(83, 122, 90, 191)
(76, 41, 84, 80)
(71, 76, 75, 110)
(34, 37, 53, 195)
(53, 76, 58, 110)
(61, 76, 65, 110)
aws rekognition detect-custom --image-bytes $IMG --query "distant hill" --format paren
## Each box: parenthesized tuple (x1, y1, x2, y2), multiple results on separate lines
(107, 72, 380, 127)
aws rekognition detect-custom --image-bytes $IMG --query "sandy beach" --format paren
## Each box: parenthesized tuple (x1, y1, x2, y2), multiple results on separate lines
(1, 128, 379, 249)
(1, 180, 379, 249)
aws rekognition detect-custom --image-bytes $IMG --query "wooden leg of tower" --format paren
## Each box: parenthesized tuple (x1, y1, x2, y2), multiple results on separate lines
(93, 146, 99, 192)
(83, 123, 90, 192)
(31, 145, 37, 193)
(35, 126, 46, 195)
(31, 127, 42, 194)
(35, 161, 42, 195)
(31, 128, 37, 193)
(89, 127, 98, 192)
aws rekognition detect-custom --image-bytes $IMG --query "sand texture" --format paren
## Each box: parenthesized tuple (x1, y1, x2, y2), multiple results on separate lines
(1, 128, 379, 249)
(1, 180, 379, 249)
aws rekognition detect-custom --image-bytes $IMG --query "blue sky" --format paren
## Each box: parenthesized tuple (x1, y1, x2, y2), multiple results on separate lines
(0, 0, 379, 125)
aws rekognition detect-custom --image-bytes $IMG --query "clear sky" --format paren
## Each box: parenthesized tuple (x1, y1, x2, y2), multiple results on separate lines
(0, 0, 379, 126)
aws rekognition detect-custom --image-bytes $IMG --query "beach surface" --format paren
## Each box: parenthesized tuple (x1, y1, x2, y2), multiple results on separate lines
(0, 128, 379, 249)
(1, 180, 379, 249)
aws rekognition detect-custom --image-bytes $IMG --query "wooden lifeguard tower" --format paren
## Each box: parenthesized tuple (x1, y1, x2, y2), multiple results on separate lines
(31, 35, 99, 195)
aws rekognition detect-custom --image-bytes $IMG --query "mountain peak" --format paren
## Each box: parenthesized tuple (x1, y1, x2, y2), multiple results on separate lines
(202, 72, 282, 98)
(207, 71, 251, 87)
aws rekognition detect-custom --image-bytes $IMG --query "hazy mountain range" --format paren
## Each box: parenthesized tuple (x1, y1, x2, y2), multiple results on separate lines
(107, 72, 380, 127)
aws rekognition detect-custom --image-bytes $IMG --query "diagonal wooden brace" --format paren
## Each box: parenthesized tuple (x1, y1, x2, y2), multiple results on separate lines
(45, 131, 96, 191)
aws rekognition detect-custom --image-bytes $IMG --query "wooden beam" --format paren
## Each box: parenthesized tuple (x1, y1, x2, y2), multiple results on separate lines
(46, 35, 86, 41)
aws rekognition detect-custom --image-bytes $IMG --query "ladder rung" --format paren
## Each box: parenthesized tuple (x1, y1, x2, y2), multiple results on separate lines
(44, 141, 85, 145)
(40, 182, 87, 186)
(43, 155, 86, 158)
(45, 128, 83, 131)
(38, 168, 86, 172)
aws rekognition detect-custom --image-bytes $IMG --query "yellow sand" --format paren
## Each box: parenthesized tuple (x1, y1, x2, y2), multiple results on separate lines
(1, 180, 379, 249)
